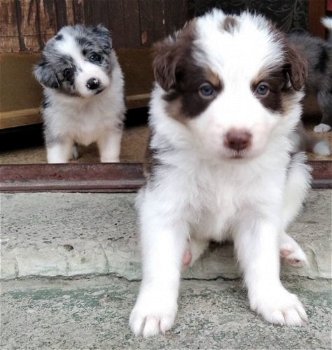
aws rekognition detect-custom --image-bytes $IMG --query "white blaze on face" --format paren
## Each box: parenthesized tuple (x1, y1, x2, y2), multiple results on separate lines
(186, 12, 287, 159)
(56, 33, 110, 98)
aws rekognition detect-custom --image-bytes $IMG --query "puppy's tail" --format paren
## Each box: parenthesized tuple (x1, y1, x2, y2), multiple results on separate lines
(321, 17, 332, 43)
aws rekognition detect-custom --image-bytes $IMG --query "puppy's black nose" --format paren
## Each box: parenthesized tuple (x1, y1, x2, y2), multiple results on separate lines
(86, 78, 100, 90)
(225, 129, 252, 152)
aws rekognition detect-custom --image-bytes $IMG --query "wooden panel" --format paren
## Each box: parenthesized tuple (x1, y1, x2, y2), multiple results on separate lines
(139, 0, 188, 46)
(1, 0, 327, 52)
(54, 0, 69, 29)
(106, 0, 125, 48)
(138, 0, 156, 46)
(0, 108, 41, 129)
(328, 0, 332, 11)
(0, 1, 20, 52)
(123, 0, 141, 47)
(164, 0, 188, 35)
(72, 0, 84, 23)
(0, 53, 41, 112)
(308, 0, 326, 38)
(0, 0, 189, 52)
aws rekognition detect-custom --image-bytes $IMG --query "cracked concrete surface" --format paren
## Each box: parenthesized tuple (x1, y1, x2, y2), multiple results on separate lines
(1, 190, 331, 280)
(1, 191, 331, 349)
(1, 276, 331, 349)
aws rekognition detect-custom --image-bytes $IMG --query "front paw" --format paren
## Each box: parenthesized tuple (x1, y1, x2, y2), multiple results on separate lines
(314, 123, 331, 133)
(250, 286, 307, 326)
(129, 288, 178, 337)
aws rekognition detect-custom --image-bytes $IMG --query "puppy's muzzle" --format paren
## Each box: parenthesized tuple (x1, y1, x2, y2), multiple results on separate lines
(86, 78, 101, 90)
(224, 129, 252, 152)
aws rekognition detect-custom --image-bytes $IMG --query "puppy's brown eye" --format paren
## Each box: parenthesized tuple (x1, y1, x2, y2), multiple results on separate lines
(255, 83, 270, 96)
(199, 83, 216, 99)
(63, 68, 73, 79)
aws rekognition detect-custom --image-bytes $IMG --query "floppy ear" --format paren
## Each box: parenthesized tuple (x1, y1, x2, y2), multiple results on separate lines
(153, 21, 196, 91)
(153, 37, 181, 91)
(33, 58, 59, 89)
(92, 25, 112, 54)
(284, 42, 308, 91)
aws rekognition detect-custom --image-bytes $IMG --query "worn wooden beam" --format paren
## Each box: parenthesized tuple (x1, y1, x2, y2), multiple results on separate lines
(0, 161, 330, 193)
(0, 163, 145, 192)
(309, 160, 332, 189)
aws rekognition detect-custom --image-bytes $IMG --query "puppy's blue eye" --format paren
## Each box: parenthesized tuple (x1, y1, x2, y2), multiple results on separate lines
(255, 83, 270, 96)
(199, 83, 215, 98)
(89, 52, 102, 62)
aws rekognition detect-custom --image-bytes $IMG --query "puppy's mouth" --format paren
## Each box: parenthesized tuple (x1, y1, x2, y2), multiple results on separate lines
(229, 154, 245, 160)
(95, 88, 105, 95)
(225, 150, 250, 160)
(230, 154, 244, 159)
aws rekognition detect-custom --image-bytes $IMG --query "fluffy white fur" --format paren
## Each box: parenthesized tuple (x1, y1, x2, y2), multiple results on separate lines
(130, 10, 311, 337)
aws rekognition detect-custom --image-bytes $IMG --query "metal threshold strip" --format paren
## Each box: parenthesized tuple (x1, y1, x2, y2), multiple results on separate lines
(0, 161, 331, 192)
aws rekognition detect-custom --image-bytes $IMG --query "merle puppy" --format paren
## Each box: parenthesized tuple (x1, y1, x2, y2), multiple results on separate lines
(288, 17, 332, 133)
(34, 25, 125, 163)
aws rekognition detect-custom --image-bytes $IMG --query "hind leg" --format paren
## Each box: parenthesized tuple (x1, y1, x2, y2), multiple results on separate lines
(282, 153, 311, 229)
(280, 153, 311, 267)
(182, 238, 209, 270)
(279, 232, 307, 267)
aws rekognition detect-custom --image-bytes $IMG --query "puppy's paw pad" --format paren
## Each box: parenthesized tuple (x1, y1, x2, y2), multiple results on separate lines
(314, 123, 331, 133)
(252, 289, 307, 326)
(129, 290, 177, 337)
(129, 310, 176, 337)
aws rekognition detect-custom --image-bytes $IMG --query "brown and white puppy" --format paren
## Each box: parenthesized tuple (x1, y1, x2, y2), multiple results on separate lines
(130, 10, 311, 337)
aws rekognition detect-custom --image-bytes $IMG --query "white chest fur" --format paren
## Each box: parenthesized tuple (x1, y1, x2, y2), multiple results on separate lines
(44, 84, 124, 146)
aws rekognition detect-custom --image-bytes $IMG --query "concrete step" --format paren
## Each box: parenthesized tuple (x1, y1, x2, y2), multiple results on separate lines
(1, 190, 331, 280)
(1, 276, 331, 349)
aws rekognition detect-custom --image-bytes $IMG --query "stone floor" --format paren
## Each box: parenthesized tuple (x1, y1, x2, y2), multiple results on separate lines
(1, 276, 331, 349)
(1, 190, 331, 281)
(0, 189, 331, 349)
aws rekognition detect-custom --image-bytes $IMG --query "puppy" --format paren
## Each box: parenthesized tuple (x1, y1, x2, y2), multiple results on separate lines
(34, 25, 125, 163)
(288, 17, 332, 133)
(130, 10, 311, 337)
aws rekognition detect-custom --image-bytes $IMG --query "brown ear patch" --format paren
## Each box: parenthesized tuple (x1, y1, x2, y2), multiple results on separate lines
(152, 20, 197, 91)
(284, 41, 308, 91)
